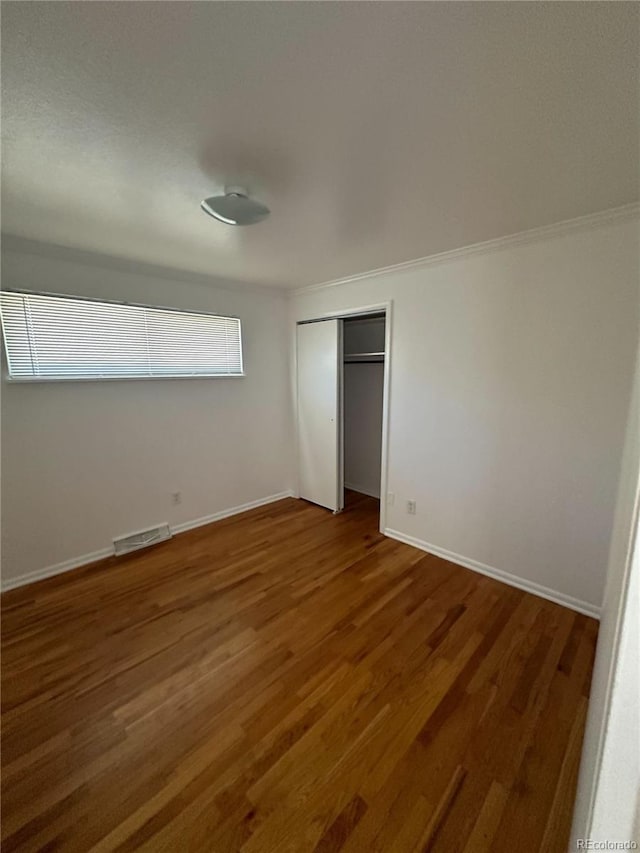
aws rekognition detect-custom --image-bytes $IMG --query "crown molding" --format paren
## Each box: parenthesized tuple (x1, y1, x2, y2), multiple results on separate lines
(291, 202, 640, 298)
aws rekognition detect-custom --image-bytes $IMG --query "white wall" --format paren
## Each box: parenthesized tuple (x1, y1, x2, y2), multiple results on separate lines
(571, 344, 640, 848)
(292, 215, 640, 613)
(344, 363, 384, 498)
(1, 239, 293, 587)
(591, 537, 639, 842)
(343, 318, 385, 498)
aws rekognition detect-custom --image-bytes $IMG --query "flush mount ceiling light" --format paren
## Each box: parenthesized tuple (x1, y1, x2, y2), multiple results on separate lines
(200, 187, 270, 226)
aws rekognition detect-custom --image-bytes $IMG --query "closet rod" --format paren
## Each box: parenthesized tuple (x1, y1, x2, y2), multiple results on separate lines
(344, 351, 385, 363)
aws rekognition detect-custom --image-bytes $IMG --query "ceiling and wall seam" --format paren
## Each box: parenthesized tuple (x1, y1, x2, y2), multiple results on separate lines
(291, 203, 640, 297)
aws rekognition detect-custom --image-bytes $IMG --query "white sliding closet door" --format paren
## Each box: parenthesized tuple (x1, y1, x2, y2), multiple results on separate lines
(297, 320, 343, 512)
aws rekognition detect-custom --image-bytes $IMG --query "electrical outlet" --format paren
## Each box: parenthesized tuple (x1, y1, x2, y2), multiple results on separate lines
(407, 500, 416, 515)
(387, 492, 395, 507)
(171, 491, 182, 505)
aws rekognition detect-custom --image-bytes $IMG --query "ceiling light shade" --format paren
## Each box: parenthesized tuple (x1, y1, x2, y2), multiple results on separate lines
(200, 187, 270, 226)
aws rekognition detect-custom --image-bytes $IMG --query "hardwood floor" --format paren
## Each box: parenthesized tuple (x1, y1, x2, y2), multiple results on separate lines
(1, 492, 597, 852)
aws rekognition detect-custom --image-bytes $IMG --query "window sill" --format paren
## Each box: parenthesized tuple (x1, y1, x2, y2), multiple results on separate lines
(4, 373, 247, 383)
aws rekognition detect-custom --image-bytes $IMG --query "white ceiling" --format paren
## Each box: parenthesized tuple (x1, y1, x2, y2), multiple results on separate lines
(2, 2, 638, 289)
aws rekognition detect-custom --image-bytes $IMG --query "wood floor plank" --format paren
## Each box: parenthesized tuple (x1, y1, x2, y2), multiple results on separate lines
(462, 779, 509, 853)
(1, 492, 596, 852)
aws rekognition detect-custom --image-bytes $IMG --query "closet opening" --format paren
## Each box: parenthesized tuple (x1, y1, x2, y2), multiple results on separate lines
(342, 313, 385, 507)
(296, 304, 391, 532)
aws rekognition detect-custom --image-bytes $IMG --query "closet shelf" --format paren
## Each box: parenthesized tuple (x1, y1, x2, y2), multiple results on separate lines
(344, 351, 385, 363)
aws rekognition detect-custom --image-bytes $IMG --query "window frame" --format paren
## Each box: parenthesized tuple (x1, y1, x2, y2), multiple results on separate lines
(0, 288, 245, 383)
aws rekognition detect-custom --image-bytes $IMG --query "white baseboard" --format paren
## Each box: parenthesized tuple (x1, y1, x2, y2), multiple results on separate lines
(345, 482, 381, 499)
(0, 546, 115, 593)
(170, 491, 295, 535)
(1, 491, 296, 593)
(384, 527, 601, 620)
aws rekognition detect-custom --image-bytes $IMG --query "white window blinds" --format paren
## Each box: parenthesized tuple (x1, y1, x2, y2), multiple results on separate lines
(0, 291, 244, 380)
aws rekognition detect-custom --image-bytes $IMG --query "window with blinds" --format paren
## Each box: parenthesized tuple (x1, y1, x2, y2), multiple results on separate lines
(0, 291, 244, 381)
